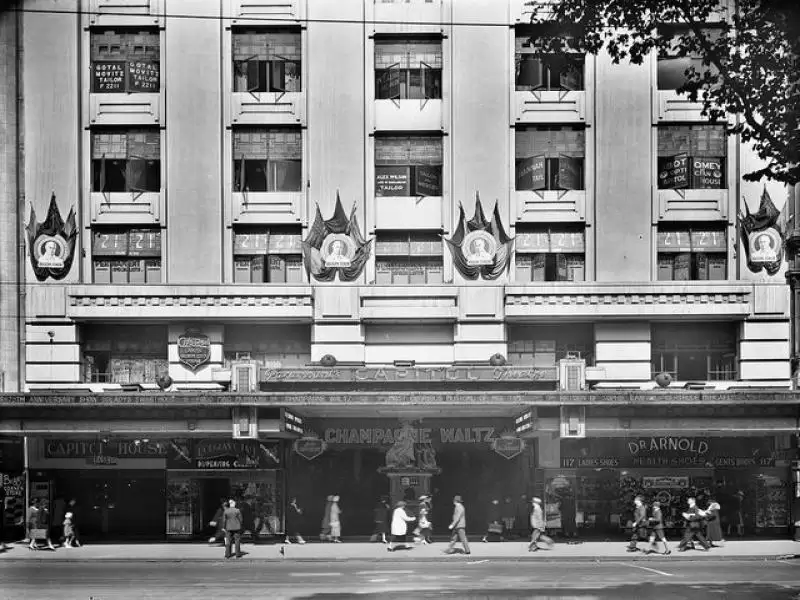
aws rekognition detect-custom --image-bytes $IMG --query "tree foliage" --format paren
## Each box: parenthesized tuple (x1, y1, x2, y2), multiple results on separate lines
(527, 0, 800, 184)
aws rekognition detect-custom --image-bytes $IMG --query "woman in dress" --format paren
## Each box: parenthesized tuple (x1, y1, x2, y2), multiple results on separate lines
(705, 497, 724, 546)
(387, 501, 415, 552)
(26, 499, 40, 550)
(416, 495, 433, 544)
(285, 497, 306, 544)
(329, 495, 342, 543)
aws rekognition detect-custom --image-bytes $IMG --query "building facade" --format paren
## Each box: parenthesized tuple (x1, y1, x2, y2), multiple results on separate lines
(0, 0, 798, 541)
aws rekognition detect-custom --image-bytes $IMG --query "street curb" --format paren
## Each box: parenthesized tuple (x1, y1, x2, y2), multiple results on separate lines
(2, 554, 798, 564)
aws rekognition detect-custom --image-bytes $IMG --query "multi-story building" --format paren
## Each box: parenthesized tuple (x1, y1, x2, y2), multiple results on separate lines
(0, 0, 797, 542)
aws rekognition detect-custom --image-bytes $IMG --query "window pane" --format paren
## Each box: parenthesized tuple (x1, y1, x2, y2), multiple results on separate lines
(691, 157, 724, 188)
(92, 158, 127, 192)
(243, 160, 268, 192)
(516, 55, 542, 90)
(269, 159, 302, 192)
(413, 165, 442, 196)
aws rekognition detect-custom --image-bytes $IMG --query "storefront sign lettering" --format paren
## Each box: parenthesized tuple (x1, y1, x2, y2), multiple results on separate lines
(45, 439, 167, 458)
(322, 426, 497, 445)
(261, 365, 556, 384)
(627, 437, 709, 456)
(293, 436, 327, 461)
(177, 329, 211, 371)
(167, 439, 280, 470)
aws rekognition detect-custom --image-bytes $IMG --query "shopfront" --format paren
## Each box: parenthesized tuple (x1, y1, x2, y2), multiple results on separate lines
(287, 418, 534, 536)
(541, 435, 797, 539)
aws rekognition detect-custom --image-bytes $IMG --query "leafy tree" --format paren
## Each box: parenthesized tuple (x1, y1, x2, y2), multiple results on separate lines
(526, 0, 800, 184)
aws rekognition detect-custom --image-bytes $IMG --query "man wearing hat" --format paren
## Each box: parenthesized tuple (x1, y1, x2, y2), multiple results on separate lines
(444, 495, 470, 555)
(528, 497, 553, 552)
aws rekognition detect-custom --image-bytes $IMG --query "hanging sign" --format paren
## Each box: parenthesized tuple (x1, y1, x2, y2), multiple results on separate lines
(177, 328, 211, 371)
(491, 434, 526, 460)
(293, 434, 327, 461)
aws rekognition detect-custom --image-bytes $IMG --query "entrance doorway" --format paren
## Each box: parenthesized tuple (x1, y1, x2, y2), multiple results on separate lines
(201, 478, 229, 537)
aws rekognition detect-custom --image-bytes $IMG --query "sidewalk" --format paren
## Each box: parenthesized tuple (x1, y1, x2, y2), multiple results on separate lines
(1, 539, 798, 563)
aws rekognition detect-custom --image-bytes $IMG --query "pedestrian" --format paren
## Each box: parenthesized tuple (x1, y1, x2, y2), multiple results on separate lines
(415, 495, 433, 544)
(208, 499, 227, 544)
(528, 497, 554, 552)
(51, 496, 66, 546)
(501, 496, 515, 537)
(222, 498, 243, 559)
(387, 501, 415, 552)
(647, 501, 671, 555)
(679, 497, 711, 552)
(329, 495, 342, 543)
(38, 500, 56, 550)
(705, 497, 724, 547)
(626, 496, 648, 553)
(63, 512, 75, 549)
(482, 498, 504, 543)
(320, 495, 333, 542)
(370, 496, 389, 543)
(26, 498, 41, 550)
(285, 497, 306, 544)
(444, 495, 470, 555)
(67, 499, 81, 547)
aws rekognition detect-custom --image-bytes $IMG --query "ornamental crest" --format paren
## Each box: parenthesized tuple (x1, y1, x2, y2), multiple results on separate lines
(25, 193, 78, 282)
(739, 187, 786, 275)
(301, 193, 372, 282)
(177, 328, 211, 371)
(445, 194, 514, 280)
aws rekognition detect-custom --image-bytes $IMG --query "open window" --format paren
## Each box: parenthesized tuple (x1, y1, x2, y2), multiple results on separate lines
(375, 38, 442, 100)
(233, 29, 301, 93)
(658, 125, 726, 189)
(375, 136, 443, 197)
(91, 28, 160, 93)
(515, 27, 584, 92)
(92, 129, 161, 194)
(233, 128, 303, 193)
(516, 126, 585, 191)
(657, 25, 723, 91)
(515, 225, 585, 282)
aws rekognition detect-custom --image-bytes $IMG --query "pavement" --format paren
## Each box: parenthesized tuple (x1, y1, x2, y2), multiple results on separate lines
(1, 538, 797, 562)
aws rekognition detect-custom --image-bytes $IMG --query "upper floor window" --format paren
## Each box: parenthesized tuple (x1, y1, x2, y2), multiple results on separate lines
(92, 228, 162, 285)
(375, 136, 442, 197)
(516, 126, 585, 191)
(223, 325, 311, 369)
(375, 231, 443, 284)
(515, 225, 585, 282)
(657, 25, 722, 91)
(91, 28, 160, 93)
(82, 324, 168, 385)
(657, 225, 727, 281)
(651, 322, 737, 381)
(508, 324, 594, 369)
(233, 29, 301, 93)
(658, 125, 726, 189)
(375, 38, 442, 100)
(92, 129, 161, 193)
(233, 226, 303, 283)
(515, 31, 584, 91)
(233, 128, 303, 193)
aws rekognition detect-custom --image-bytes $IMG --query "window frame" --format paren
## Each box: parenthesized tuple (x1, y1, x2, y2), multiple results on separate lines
(656, 225, 727, 281)
(232, 29, 302, 93)
(374, 38, 443, 100)
(375, 136, 444, 197)
(233, 128, 303, 193)
(91, 227, 162, 285)
(91, 128, 162, 194)
(515, 126, 586, 191)
(232, 226, 303, 284)
(515, 226, 586, 283)
(91, 28, 161, 94)
(374, 231, 444, 285)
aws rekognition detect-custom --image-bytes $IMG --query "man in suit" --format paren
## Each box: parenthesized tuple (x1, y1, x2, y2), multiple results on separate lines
(627, 496, 648, 552)
(647, 500, 671, 555)
(679, 497, 711, 552)
(444, 495, 470, 555)
(222, 499, 243, 559)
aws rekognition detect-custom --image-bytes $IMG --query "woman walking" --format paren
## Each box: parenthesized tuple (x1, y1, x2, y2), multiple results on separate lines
(705, 497, 724, 547)
(63, 512, 75, 549)
(26, 498, 40, 550)
(387, 501, 415, 552)
(320, 495, 333, 542)
(415, 495, 433, 544)
(38, 500, 57, 550)
(329, 495, 342, 543)
(371, 496, 390, 543)
(285, 497, 306, 544)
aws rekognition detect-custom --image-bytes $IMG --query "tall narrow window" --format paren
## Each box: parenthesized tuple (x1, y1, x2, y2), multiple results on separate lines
(656, 225, 727, 281)
(91, 29, 160, 93)
(515, 226, 585, 282)
(516, 126, 585, 191)
(375, 136, 443, 197)
(375, 232, 443, 285)
(233, 129, 303, 193)
(658, 125, 726, 189)
(92, 129, 161, 193)
(233, 29, 301, 93)
(233, 226, 303, 283)
(92, 228, 162, 284)
(375, 38, 442, 100)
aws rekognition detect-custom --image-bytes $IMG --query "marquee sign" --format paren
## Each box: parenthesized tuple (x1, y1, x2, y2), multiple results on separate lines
(739, 187, 785, 275)
(260, 365, 557, 384)
(25, 193, 78, 282)
(177, 328, 211, 371)
(301, 193, 372, 282)
(444, 194, 514, 280)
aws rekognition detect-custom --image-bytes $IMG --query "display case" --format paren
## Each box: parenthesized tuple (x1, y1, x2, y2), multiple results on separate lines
(166, 477, 198, 538)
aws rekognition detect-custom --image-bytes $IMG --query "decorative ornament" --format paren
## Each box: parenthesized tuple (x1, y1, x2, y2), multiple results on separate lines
(293, 432, 327, 461)
(444, 193, 514, 280)
(319, 354, 338, 367)
(156, 374, 174, 390)
(654, 372, 672, 388)
(739, 186, 786, 275)
(491, 431, 526, 460)
(177, 328, 211, 371)
(25, 192, 78, 282)
(489, 353, 507, 367)
(301, 192, 372, 282)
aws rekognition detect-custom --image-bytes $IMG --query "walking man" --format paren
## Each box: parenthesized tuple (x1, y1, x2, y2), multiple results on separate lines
(647, 500, 671, 555)
(222, 498, 243, 559)
(679, 497, 711, 552)
(627, 496, 648, 553)
(528, 497, 554, 552)
(444, 495, 470, 555)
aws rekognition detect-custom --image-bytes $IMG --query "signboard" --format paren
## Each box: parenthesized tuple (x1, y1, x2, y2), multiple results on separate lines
(44, 439, 167, 459)
(167, 438, 280, 470)
(691, 157, 723, 189)
(293, 435, 327, 461)
(233, 231, 269, 255)
(690, 229, 726, 252)
(491, 435, 526, 460)
(642, 476, 689, 489)
(560, 436, 777, 469)
(658, 154, 689, 189)
(415, 165, 441, 197)
(93, 61, 126, 92)
(516, 155, 546, 191)
(177, 329, 211, 371)
(376, 166, 411, 197)
(128, 229, 161, 257)
(260, 365, 558, 384)
(128, 60, 160, 92)
(93, 231, 129, 256)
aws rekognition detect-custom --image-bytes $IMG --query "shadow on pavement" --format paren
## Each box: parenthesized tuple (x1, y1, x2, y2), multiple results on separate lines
(292, 583, 800, 599)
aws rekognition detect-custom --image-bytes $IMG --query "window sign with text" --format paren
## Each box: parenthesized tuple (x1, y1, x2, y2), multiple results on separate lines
(376, 166, 411, 196)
